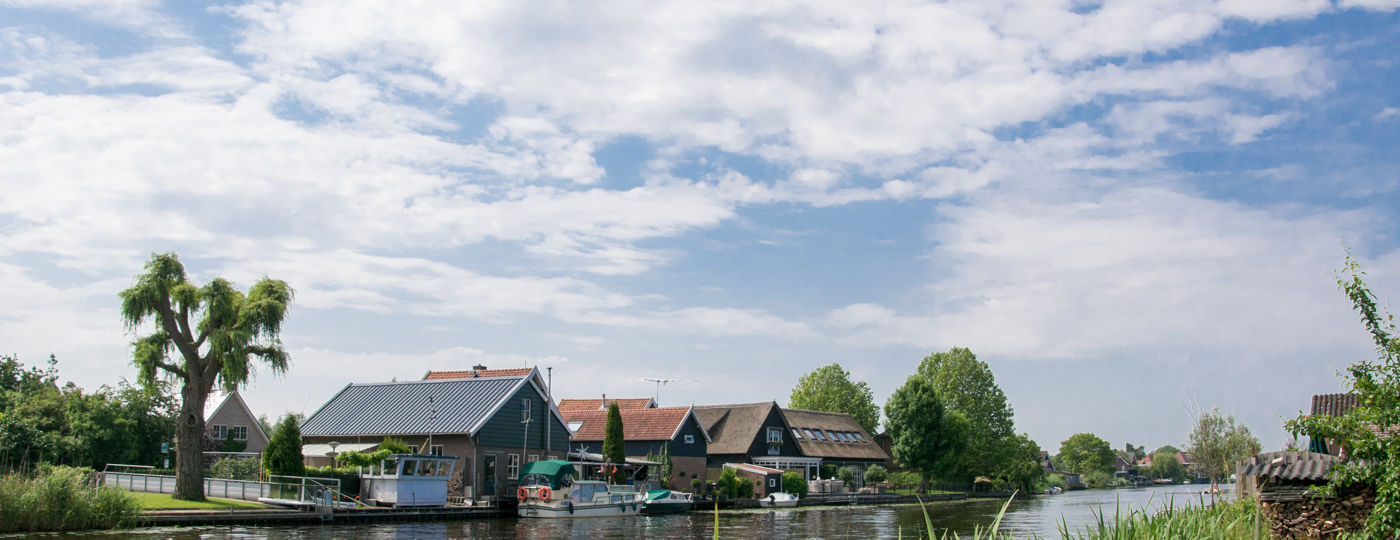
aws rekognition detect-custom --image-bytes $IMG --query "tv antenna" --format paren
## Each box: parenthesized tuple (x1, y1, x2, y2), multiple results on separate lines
(641, 377, 697, 406)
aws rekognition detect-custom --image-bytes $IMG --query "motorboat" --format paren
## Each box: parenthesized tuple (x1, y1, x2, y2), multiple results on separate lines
(758, 491, 799, 508)
(641, 489, 694, 514)
(517, 460, 644, 518)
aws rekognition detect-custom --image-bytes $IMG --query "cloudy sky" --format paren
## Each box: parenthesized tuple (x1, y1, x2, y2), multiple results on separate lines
(2, 0, 1398, 454)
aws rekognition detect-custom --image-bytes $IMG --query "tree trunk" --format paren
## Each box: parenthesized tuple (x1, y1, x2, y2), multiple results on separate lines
(174, 384, 207, 501)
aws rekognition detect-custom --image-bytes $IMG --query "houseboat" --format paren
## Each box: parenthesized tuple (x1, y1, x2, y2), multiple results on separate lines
(517, 460, 645, 518)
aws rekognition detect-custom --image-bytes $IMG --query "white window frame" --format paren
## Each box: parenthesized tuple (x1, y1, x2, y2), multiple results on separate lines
(767, 427, 783, 444)
(211, 424, 227, 440)
(529, 454, 539, 463)
(430, 445, 444, 456)
(507, 453, 520, 478)
(769, 478, 776, 487)
(684, 434, 695, 444)
(231, 425, 248, 441)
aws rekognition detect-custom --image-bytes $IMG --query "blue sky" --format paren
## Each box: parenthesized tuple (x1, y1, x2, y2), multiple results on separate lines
(2, 0, 1398, 454)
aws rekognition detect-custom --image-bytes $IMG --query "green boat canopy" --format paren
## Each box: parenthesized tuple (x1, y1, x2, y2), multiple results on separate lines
(518, 459, 578, 489)
(645, 489, 672, 502)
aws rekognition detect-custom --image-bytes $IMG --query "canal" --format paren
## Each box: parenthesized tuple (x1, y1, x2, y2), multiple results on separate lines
(23, 484, 1229, 539)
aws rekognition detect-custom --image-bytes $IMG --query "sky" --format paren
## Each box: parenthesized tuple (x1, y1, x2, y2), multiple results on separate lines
(1, 0, 1398, 455)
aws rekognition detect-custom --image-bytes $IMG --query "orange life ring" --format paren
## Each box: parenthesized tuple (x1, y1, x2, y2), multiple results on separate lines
(517, 487, 528, 500)
(539, 486, 552, 502)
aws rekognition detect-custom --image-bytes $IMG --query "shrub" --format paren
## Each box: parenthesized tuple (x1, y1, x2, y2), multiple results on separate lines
(1085, 471, 1114, 489)
(717, 468, 738, 498)
(781, 471, 807, 499)
(208, 457, 260, 480)
(0, 466, 140, 533)
(864, 465, 887, 485)
(379, 437, 411, 454)
(690, 477, 703, 493)
(737, 477, 754, 499)
(837, 466, 854, 485)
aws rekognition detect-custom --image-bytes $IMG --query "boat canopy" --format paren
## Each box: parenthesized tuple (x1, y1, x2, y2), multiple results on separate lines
(519, 459, 578, 489)
(644, 489, 672, 502)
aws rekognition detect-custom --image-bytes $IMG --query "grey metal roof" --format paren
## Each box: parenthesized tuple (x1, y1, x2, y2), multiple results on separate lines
(301, 376, 525, 437)
(1238, 451, 1340, 482)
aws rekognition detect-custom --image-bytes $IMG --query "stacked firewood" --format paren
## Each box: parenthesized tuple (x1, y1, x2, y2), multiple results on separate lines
(1259, 490, 1373, 538)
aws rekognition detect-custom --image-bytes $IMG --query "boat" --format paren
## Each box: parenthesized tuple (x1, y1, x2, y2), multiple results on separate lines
(641, 489, 694, 514)
(1042, 486, 1062, 495)
(517, 460, 645, 518)
(758, 491, 799, 508)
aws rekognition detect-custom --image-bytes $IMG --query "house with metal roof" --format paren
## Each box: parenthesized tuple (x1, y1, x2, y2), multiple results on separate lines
(780, 408, 891, 487)
(562, 404, 711, 488)
(300, 366, 569, 502)
(693, 402, 817, 480)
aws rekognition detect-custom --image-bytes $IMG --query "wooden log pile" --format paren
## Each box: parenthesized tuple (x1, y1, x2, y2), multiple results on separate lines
(1259, 489, 1373, 538)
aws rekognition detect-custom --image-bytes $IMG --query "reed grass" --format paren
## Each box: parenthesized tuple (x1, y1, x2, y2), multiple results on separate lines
(0, 466, 142, 533)
(1058, 495, 1268, 540)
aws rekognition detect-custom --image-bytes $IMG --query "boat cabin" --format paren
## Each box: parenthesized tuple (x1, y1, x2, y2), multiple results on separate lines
(361, 453, 457, 507)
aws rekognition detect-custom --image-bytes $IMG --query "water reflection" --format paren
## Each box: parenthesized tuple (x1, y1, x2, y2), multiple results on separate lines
(19, 484, 1229, 540)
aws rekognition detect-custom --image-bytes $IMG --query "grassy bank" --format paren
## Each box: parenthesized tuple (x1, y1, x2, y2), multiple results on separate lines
(131, 492, 270, 510)
(0, 466, 142, 533)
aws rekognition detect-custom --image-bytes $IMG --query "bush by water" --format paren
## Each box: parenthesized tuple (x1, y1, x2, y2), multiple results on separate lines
(0, 465, 141, 533)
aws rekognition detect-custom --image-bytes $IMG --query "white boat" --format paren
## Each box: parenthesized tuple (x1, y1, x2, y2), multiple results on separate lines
(517, 460, 645, 518)
(642, 489, 694, 514)
(758, 491, 799, 508)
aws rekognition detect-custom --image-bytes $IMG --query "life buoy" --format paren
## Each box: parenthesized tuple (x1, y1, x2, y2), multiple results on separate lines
(539, 486, 552, 502)
(517, 487, 528, 500)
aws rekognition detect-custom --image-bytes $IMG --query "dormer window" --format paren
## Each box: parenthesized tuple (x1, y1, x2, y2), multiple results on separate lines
(767, 427, 783, 444)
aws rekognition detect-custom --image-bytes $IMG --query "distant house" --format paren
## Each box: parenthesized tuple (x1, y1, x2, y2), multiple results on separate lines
(561, 404, 711, 488)
(780, 408, 890, 487)
(300, 367, 570, 501)
(694, 402, 816, 479)
(725, 463, 785, 498)
(557, 396, 657, 413)
(204, 391, 269, 460)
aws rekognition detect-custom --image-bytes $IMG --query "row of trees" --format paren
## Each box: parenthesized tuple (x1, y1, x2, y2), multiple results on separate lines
(1, 354, 176, 472)
(789, 348, 1045, 492)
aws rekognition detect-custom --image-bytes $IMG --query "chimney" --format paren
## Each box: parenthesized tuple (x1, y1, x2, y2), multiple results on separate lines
(601, 393, 607, 410)
(472, 364, 487, 371)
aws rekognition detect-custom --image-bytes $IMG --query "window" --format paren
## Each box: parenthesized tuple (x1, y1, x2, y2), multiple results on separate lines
(521, 398, 532, 422)
(211, 424, 227, 439)
(825, 430, 838, 442)
(841, 432, 852, 442)
(230, 425, 247, 441)
(803, 429, 815, 439)
(855, 433, 865, 442)
(792, 429, 802, 439)
(507, 453, 520, 478)
(769, 478, 776, 487)
(767, 427, 783, 444)
(813, 430, 825, 441)
(529, 454, 539, 463)
(430, 445, 444, 456)
(684, 435, 695, 444)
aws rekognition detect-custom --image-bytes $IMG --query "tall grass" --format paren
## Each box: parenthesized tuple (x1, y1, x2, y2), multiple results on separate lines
(901, 491, 1023, 540)
(1058, 495, 1269, 540)
(0, 466, 142, 533)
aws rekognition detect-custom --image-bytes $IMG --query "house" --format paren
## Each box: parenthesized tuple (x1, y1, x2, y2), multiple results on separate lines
(693, 402, 816, 479)
(725, 463, 785, 498)
(780, 408, 890, 487)
(561, 404, 711, 488)
(203, 391, 269, 460)
(300, 366, 570, 501)
(557, 396, 657, 413)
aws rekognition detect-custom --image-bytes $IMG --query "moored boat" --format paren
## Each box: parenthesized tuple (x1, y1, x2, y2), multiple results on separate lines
(641, 489, 693, 514)
(758, 491, 799, 508)
(517, 460, 645, 518)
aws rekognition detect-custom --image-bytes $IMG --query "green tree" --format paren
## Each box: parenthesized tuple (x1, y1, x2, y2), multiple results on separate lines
(263, 413, 304, 477)
(998, 433, 1046, 493)
(788, 363, 881, 433)
(1188, 408, 1259, 500)
(118, 252, 293, 500)
(1145, 451, 1187, 483)
(717, 467, 739, 498)
(1057, 433, 1114, 476)
(1152, 444, 1182, 456)
(915, 347, 1015, 483)
(781, 471, 807, 498)
(1286, 251, 1400, 537)
(864, 464, 888, 484)
(837, 466, 854, 485)
(602, 402, 626, 482)
(883, 375, 970, 487)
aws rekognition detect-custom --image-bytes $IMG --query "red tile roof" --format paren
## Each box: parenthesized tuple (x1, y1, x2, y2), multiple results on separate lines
(563, 406, 693, 441)
(423, 368, 532, 380)
(557, 398, 655, 413)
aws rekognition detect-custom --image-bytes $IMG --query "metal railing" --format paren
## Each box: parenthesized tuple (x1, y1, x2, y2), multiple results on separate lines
(98, 471, 274, 501)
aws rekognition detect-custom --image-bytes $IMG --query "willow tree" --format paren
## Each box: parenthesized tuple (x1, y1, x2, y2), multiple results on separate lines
(119, 252, 293, 500)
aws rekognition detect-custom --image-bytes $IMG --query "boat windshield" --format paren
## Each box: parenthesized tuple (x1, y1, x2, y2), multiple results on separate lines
(520, 473, 552, 487)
